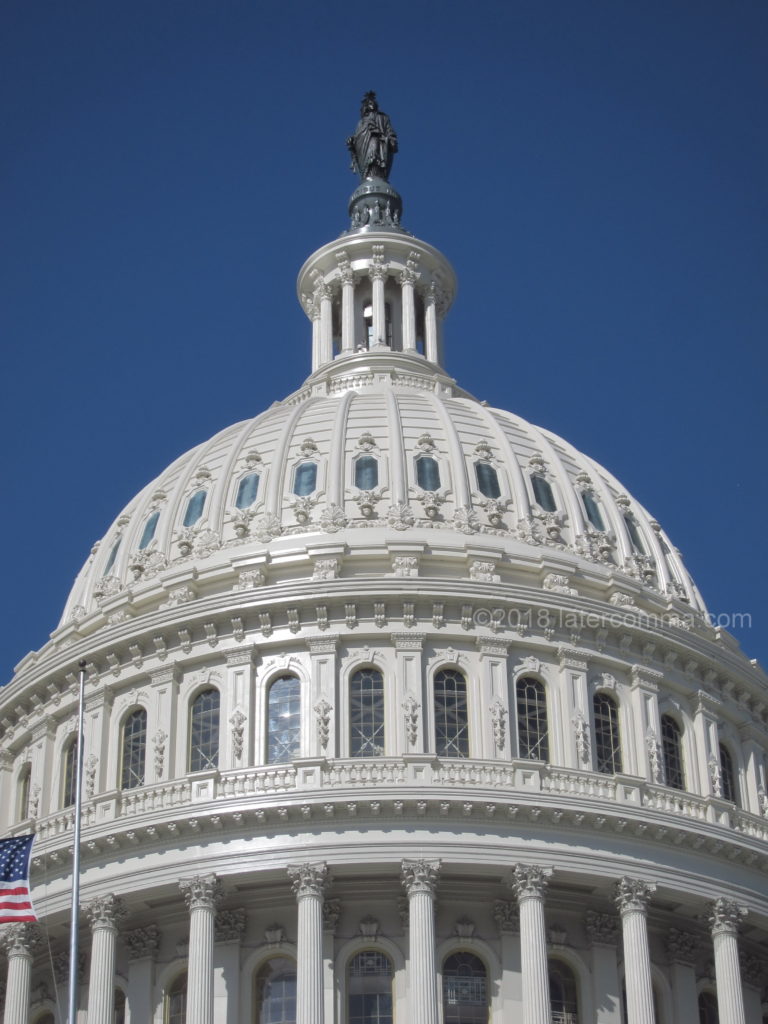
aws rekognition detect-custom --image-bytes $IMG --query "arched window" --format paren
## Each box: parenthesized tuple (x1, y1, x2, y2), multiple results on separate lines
(516, 678, 549, 762)
(62, 736, 79, 808)
(719, 743, 738, 804)
(442, 952, 488, 1024)
(475, 462, 500, 499)
(17, 764, 31, 821)
(165, 973, 187, 1024)
(138, 510, 160, 549)
(293, 462, 317, 496)
(698, 991, 719, 1024)
(103, 539, 121, 576)
(254, 957, 296, 1024)
(416, 456, 441, 491)
(267, 676, 301, 764)
(348, 950, 393, 1024)
(350, 668, 385, 757)
(183, 490, 206, 527)
(661, 715, 685, 790)
(236, 472, 260, 509)
(581, 491, 605, 531)
(624, 514, 646, 554)
(114, 988, 126, 1024)
(189, 689, 220, 772)
(434, 669, 469, 758)
(531, 474, 557, 512)
(593, 693, 622, 774)
(355, 456, 379, 490)
(121, 708, 147, 790)
(549, 959, 579, 1023)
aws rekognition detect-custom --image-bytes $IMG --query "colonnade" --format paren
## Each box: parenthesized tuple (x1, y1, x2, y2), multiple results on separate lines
(0, 867, 754, 1024)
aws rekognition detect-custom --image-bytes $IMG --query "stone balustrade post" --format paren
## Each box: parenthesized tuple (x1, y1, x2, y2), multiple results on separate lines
(401, 859, 440, 1024)
(288, 862, 328, 1024)
(0, 923, 41, 1024)
(615, 878, 656, 1024)
(85, 894, 128, 1024)
(709, 898, 747, 1024)
(180, 873, 223, 1024)
(510, 864, 552, 1024)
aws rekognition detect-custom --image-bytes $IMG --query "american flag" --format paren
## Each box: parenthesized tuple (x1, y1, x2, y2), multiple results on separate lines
(0, 834, 37, 924)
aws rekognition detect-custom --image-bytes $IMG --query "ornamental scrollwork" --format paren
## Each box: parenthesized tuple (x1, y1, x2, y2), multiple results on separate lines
(572, 710, 591, 766)
(584, 910, 619, 946)
(489, 700, 507, 752)
(453, 506, 479, 535)
(665, 928, 699, 965)
(230, 709, 247, 759)
(509, 864, 552, 901)
(708, 898, 746, 935)
(314, 699, 332, 751)
(180, 874, 223, 912)
(0, 922, 42, 956)
(492, 899, 520, 934)
(214, 908, 247, 943)
(288, 862, 328, 899)
(614, 877, 655, 915)
(402, 694, 420, 747)
(84, 894, 128, 930)
(320, 504, 348, 533)
(387, 502, 415, 531)
(123, 924, 161, 961)
(401, 859, 440, 896)
(645, 728, 662, 784)
(323, 899, 341, 932)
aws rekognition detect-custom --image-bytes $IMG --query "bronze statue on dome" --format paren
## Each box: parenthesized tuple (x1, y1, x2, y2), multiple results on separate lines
(347, 92, 398, 181)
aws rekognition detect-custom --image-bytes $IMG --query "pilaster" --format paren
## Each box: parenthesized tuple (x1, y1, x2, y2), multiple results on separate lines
(393, 633, 425, 754)
(585, 910, 622, 1024)
(307, 636, 338, 758)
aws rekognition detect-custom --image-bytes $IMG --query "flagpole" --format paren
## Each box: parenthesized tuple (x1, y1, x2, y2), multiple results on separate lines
(67, 659, 87, 1024)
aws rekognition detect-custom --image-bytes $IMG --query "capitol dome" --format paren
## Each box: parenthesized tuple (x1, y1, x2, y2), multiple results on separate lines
(1, 95, 767, 1024)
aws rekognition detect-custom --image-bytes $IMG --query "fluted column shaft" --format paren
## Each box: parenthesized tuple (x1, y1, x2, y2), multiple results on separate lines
(318, 287, 333, 365)
(510, 865, 552, 1024)
(709, 899, 747, 1024)
(85, 895, 127, 1024)
(310, 304, 321, 371)
(424, 287, 438, 362)
(401, 274, 416, 352)
(181, 874, 222, 1024)
(371, 267, 386, 347)
(402, 859, 440, 1024)
(1, 924, 40, 1024)
(341, 275, 355, 352)
(615, 879, 656, 1024)
(289, 862, 327, 1024)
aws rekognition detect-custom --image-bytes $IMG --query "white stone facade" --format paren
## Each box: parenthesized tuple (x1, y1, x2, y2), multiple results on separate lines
(1, 146, 767, 1024)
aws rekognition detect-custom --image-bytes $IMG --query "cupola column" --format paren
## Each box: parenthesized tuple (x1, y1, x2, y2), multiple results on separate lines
(317, 282, 333, 365)
(288, 862, 328, 1024)
(424, 285, 438, 363)
(401, 859, 441, 1024)
(338, 258, 356, 353)
(180, 873, 222, 1024)
(0, 923, 40, 1024)
(709, 899, 747, 1024)
(510, 864, 552, 1024)
(370, 249, 387, 347)
(615, 878, 656, 1024)
(400, 263, 418, 352)
(309, 300, 322, 372)
(85, 894, 127, 1024)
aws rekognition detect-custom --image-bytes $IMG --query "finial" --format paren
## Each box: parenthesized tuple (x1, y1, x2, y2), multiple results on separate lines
(346, 92, 404, 233)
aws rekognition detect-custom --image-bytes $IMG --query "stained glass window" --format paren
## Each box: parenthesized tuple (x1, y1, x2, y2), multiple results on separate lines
(442, 952, 488, 1024)
(593, 693, 622, 774)
(121, 708, 147, 790)
(189, 689, 220, 772)
(350, 669, 385, 757)
(516, 678, 549, 762)
(236, 472, 260, 509)
(348, 950, 393, 1024)
(416, 456, 441, 491)
(355, 456, 379, 490)
(475, 462, 500, 499)
(661, 715, 685, 790)
(434, 669, 469, 758)
(255, 957, 296, 1024)
(183, 490, 206, 527)
(268, 676, 301, 764)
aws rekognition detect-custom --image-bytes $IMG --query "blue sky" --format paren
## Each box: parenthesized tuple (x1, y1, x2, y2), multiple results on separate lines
(1, 0, 766, 677)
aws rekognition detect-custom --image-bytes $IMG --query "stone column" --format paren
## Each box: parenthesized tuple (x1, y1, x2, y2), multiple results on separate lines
(317, 282, 333, 365)
(338, 256, 355, 353)
(585, 911, 622, 1024)
(665, 929, 699, 1024)
(614, 878, 656, 1024)
(0, 923, 40, 1024)
(709, 898, 747, 1024)
(424, 285, 438, 363)
(510, 864, 552, 1024)
(371, 255, 387, 347)
(288, 862, 328, 1024)
(400, 263, 417, 352)
(180, 874, 223, 1024)
(85, 894, 127, 1024)
(401, 859, 440, 1024)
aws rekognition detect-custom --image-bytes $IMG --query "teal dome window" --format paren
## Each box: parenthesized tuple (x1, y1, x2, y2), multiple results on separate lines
(235, 472, 260, 509)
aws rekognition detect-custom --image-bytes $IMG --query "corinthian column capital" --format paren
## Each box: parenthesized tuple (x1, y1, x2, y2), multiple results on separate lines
(509, 864, 552, 902)
(288, 862, 328, 900)
(179, 873, 223, 912)
(401, 858, 441, 896)
(84, 894, 128, 931)
(614, 877, 656, 915)
(0, 922, 41, 956)
(708, 897, 747, 936)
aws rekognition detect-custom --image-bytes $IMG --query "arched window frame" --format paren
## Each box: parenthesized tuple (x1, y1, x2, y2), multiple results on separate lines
(252, 954, 298, 1024)
(234, 471, 261, 510)
(347, 665, 386, 758)
(660, 713, 685, 791)
(61, 734, 79, 809)
(164, 971, 188, 1024)
(697, 989, 719, 1024)
(514, 675, 550, 763)
(432, 666, 470, 759)
(440, 948, 490, 1024)
(182, 489, 207, 528)
(592, 691, 623, 775)
(549, 956, 581, 1023)
(188, 688, 221, 773)
(114, 986, 127, 1024)
(265, 673, 303, 765)
(346, 947, 395, 1024)
(119, 707, 148, 790)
